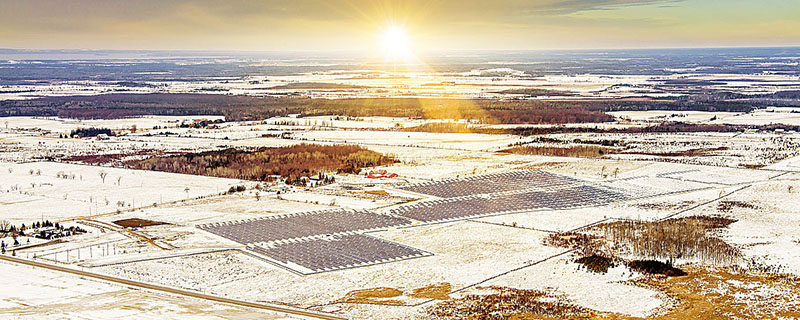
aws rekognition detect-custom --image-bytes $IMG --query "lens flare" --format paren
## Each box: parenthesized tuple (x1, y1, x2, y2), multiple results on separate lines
(382, 25, 410, 61)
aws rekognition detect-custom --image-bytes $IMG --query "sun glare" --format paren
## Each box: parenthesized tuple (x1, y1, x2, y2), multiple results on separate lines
(381, 25, 410, 61)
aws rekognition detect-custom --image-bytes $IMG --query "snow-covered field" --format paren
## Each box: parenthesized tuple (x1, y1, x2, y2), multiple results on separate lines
(0, 260, 299, 319)
(0, 162, 245, 224)
(713, 108, 800, 126)
(2, 114, 799, 319)
(610, 108, 800, 126)
(609, 110, 741, 123)
(2, 116, 225, 133)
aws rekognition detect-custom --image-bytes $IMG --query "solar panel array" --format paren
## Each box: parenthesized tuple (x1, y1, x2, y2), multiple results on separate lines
(398, 170, 581, 198)
(391, 185, 629, 222)
(197, 209, 410, 244)
(198, 209, 426, 274)
(198, 170, 712, 274)
(251, 234, 430, 274)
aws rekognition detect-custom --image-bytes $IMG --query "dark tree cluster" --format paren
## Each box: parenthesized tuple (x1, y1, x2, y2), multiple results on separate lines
(66, 127, 113, 138)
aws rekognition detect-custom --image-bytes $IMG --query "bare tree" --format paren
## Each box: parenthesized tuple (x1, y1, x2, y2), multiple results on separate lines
(99, 171, 108, 183)
(0, 220, 10, 232)
(117, 176, 122, 186)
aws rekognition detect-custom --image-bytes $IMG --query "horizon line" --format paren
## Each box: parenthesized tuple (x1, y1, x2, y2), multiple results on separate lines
(1, 45, 799, 55)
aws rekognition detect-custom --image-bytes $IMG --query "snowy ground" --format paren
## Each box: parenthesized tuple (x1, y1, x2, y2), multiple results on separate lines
(0, 161, 245, 224)
(2, 115, 799, 319)
(2, 116, 225, 134)
(0, 260, 301, 319)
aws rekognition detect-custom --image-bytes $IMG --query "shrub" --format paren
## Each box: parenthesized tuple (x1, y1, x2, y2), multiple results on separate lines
(576, 255, 615, 273)
(628, 260, 687, 277)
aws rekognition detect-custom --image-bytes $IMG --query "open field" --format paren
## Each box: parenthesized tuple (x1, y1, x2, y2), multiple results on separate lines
(0, 259, 305, 319)
(0, 161, 245, 224)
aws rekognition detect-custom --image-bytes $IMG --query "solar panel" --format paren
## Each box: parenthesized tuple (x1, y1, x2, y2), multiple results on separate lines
(198, 209, 410, 244)
(398, 170, 581, 198)
(250, 234, 430, 274)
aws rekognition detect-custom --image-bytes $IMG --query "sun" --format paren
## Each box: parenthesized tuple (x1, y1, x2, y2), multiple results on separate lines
(381, 25, 411, 61)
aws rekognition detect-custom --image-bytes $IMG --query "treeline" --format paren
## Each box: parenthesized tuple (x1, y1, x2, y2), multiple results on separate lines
(0, 94, 297, 120)
(401, 121, 800, 136)
(4, 92, 799, 123)
(125, 143, 396, 181)
(500, 145, 612, 158)
(495, 88, 575, 96)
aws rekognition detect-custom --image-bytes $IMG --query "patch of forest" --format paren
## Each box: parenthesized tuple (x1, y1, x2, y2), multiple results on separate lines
(4, 92, 792, 123)
(68, 127, 113, 138)
(125, 143, 396, 182)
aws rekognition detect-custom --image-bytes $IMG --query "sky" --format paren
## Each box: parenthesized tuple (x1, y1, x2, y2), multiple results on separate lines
(0, 0, 799, 52)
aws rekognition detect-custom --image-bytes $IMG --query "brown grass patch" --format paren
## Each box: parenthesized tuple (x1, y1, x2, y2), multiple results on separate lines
(339, 283, 453, 306)
(717, 200, 758, 213)
(113, 218, 167, 228)
(365, 190, 389, 196)
(622, 265, 800, 320)
(427, 286, 588, 319)
(338, 287, 404, 305)
(409, 283, 452, 300)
